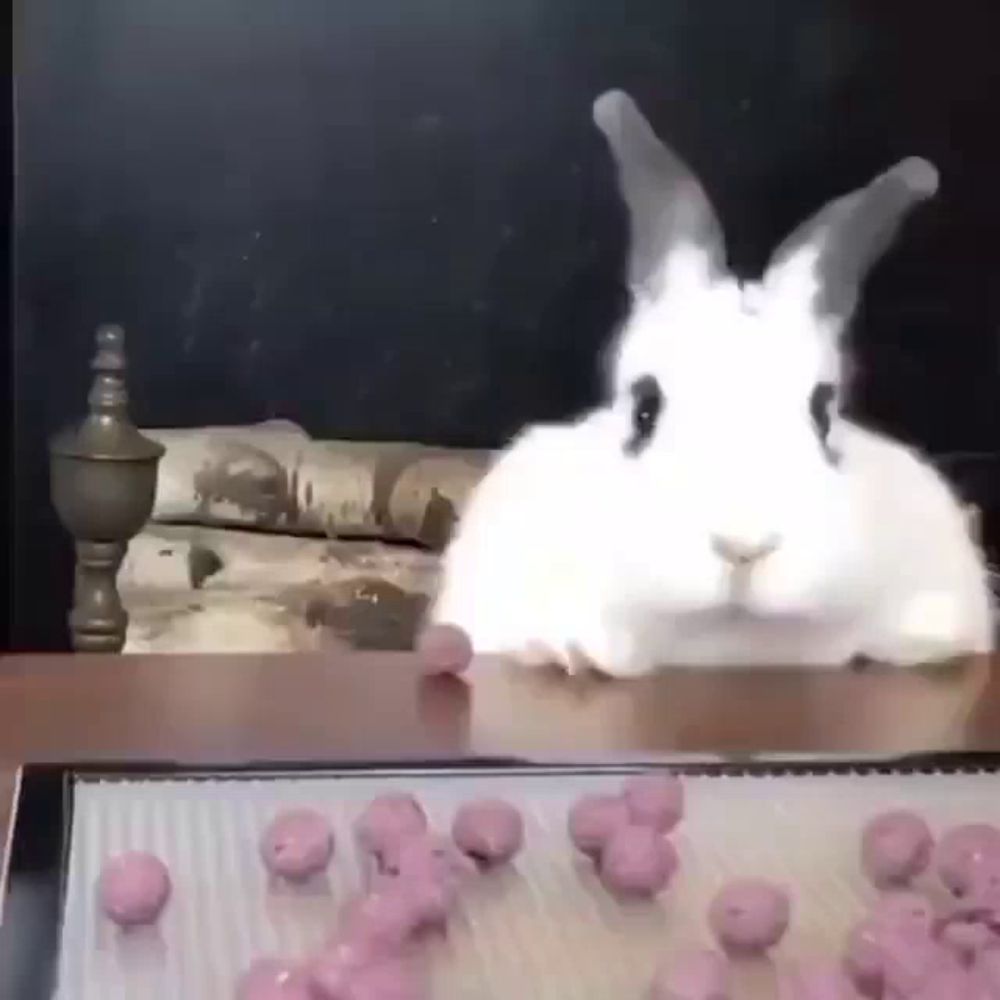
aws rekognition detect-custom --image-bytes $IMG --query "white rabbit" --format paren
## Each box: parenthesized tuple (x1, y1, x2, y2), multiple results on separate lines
(429, 89, 995, 675)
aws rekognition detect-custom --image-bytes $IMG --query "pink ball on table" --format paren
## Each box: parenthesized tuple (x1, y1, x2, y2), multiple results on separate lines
(259, 808, 334, 881)
(648, 948, 730, 1000)
(598, 824, 678, 898)
(623, 773, 685, 834)
(935, 824, 1000, 897)
(708, 879, 790, 954)
(451, 798, 524, 866)
(98, 850, 172, 928)
(415, 624, 473, 675)
(568, 793, 631, 858)
(355, 793, 428, 864)
(236, 958, 312, 1000)
(860, 810, 933, 888)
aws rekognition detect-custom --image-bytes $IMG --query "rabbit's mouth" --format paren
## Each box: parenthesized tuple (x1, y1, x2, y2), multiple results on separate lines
(721, 565, 767, 616)
(688, 596, 842, 628)
(725, 566, 751, 600)
(705, 554, 861, 622)
(718, 600, 754, 621)
(714, 599, 798, 625)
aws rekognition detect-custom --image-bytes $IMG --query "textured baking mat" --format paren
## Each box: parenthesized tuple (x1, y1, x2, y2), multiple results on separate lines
(55, 766, 1000, 999)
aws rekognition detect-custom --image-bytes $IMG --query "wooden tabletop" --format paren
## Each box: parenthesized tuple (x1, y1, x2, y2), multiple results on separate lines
(1, 651, 998, 847)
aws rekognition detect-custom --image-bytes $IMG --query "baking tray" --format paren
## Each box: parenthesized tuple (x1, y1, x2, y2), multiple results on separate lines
(2, 753, 1000, 1000)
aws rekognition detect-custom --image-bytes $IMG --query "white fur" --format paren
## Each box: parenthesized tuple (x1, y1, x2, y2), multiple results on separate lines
(429, 100, 994, 675)
(432, 270, 992, 672)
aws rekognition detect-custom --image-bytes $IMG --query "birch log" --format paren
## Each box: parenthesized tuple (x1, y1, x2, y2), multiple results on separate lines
(142, 420, 491, 549)
(121, 523, 439, 654)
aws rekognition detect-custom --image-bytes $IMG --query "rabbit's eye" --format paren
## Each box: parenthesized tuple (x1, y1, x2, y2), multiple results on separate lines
(810, 382, 839, 463)
(625, 375, 663, 455)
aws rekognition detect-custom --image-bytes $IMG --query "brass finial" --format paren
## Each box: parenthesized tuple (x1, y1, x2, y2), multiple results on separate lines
(86, 323, 129, 419)
(50, 324, 165, 652)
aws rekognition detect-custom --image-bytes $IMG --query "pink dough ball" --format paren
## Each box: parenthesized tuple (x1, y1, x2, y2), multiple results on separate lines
(777, 962, 857, 1000)
(394, 877, 456, 932)
(309, 942, 419, 1000)
(938, 916, 997, 963)
(343, 959, 427, 1000)
(976, 949, 1000, 993)
(708, 879, 791, 954)
(377, 832, 473, 887)
(908, 965, 994, 1000)
(936, 857, 1000, 962)
(311, 951, 426, 1000)
(260, 808, 334, 881)
(311, 935, 383, 993)
(843, 920, 886, 997)
(308, 950, 360, 1000)
(451, 799, 524, 866)
(623, 773, 685, 834)
(598, 824, 678, 898)
(415, 624, 473, 675)
(355, 794, 428, 862)
(648, 948, 730, 999)
(338, 887, 422, 956)
(842, 894, 936, 996)
(955, 856, 1000, 916)
(878, 927, 960, 998)
(374, 833, 474, 929)
(861, 810, 933, 889)
(370, 865, 455, 933)
(236, 958, 312, 1000)
(568, 793, 631, 858)
(98, 851, 172, 927)
(935, 824, 1000, 897)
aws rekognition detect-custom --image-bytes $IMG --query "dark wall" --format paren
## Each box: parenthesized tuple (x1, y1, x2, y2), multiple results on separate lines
(13, 0, 1000, 649)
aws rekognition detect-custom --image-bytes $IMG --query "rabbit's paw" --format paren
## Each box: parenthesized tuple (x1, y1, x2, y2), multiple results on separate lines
(505, 624, 654, 678)
(860, 591, 974, 666)
(572, 623, 657, 678)
(505, 640, 578, 673)
(504, 640, 597, 676)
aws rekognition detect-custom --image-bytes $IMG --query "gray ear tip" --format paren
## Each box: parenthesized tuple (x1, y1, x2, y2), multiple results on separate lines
(592, 89, 633, 131)
(893, 157, 940, 198)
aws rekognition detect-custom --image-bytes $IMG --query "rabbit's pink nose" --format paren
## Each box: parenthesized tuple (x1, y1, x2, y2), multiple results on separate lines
(711, 533, 782, 568)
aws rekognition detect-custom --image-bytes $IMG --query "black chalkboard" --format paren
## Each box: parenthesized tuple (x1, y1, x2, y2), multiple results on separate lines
(12, 0, 1000, 649)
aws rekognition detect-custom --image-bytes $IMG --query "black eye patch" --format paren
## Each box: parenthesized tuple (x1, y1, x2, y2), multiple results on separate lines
(809, 382, 839, 463)
(624, 375, 663, 456)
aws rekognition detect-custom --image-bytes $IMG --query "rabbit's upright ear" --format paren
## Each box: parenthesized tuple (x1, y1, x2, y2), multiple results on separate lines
(764, 157, 939, 329)
(593, 90, 726, 300)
